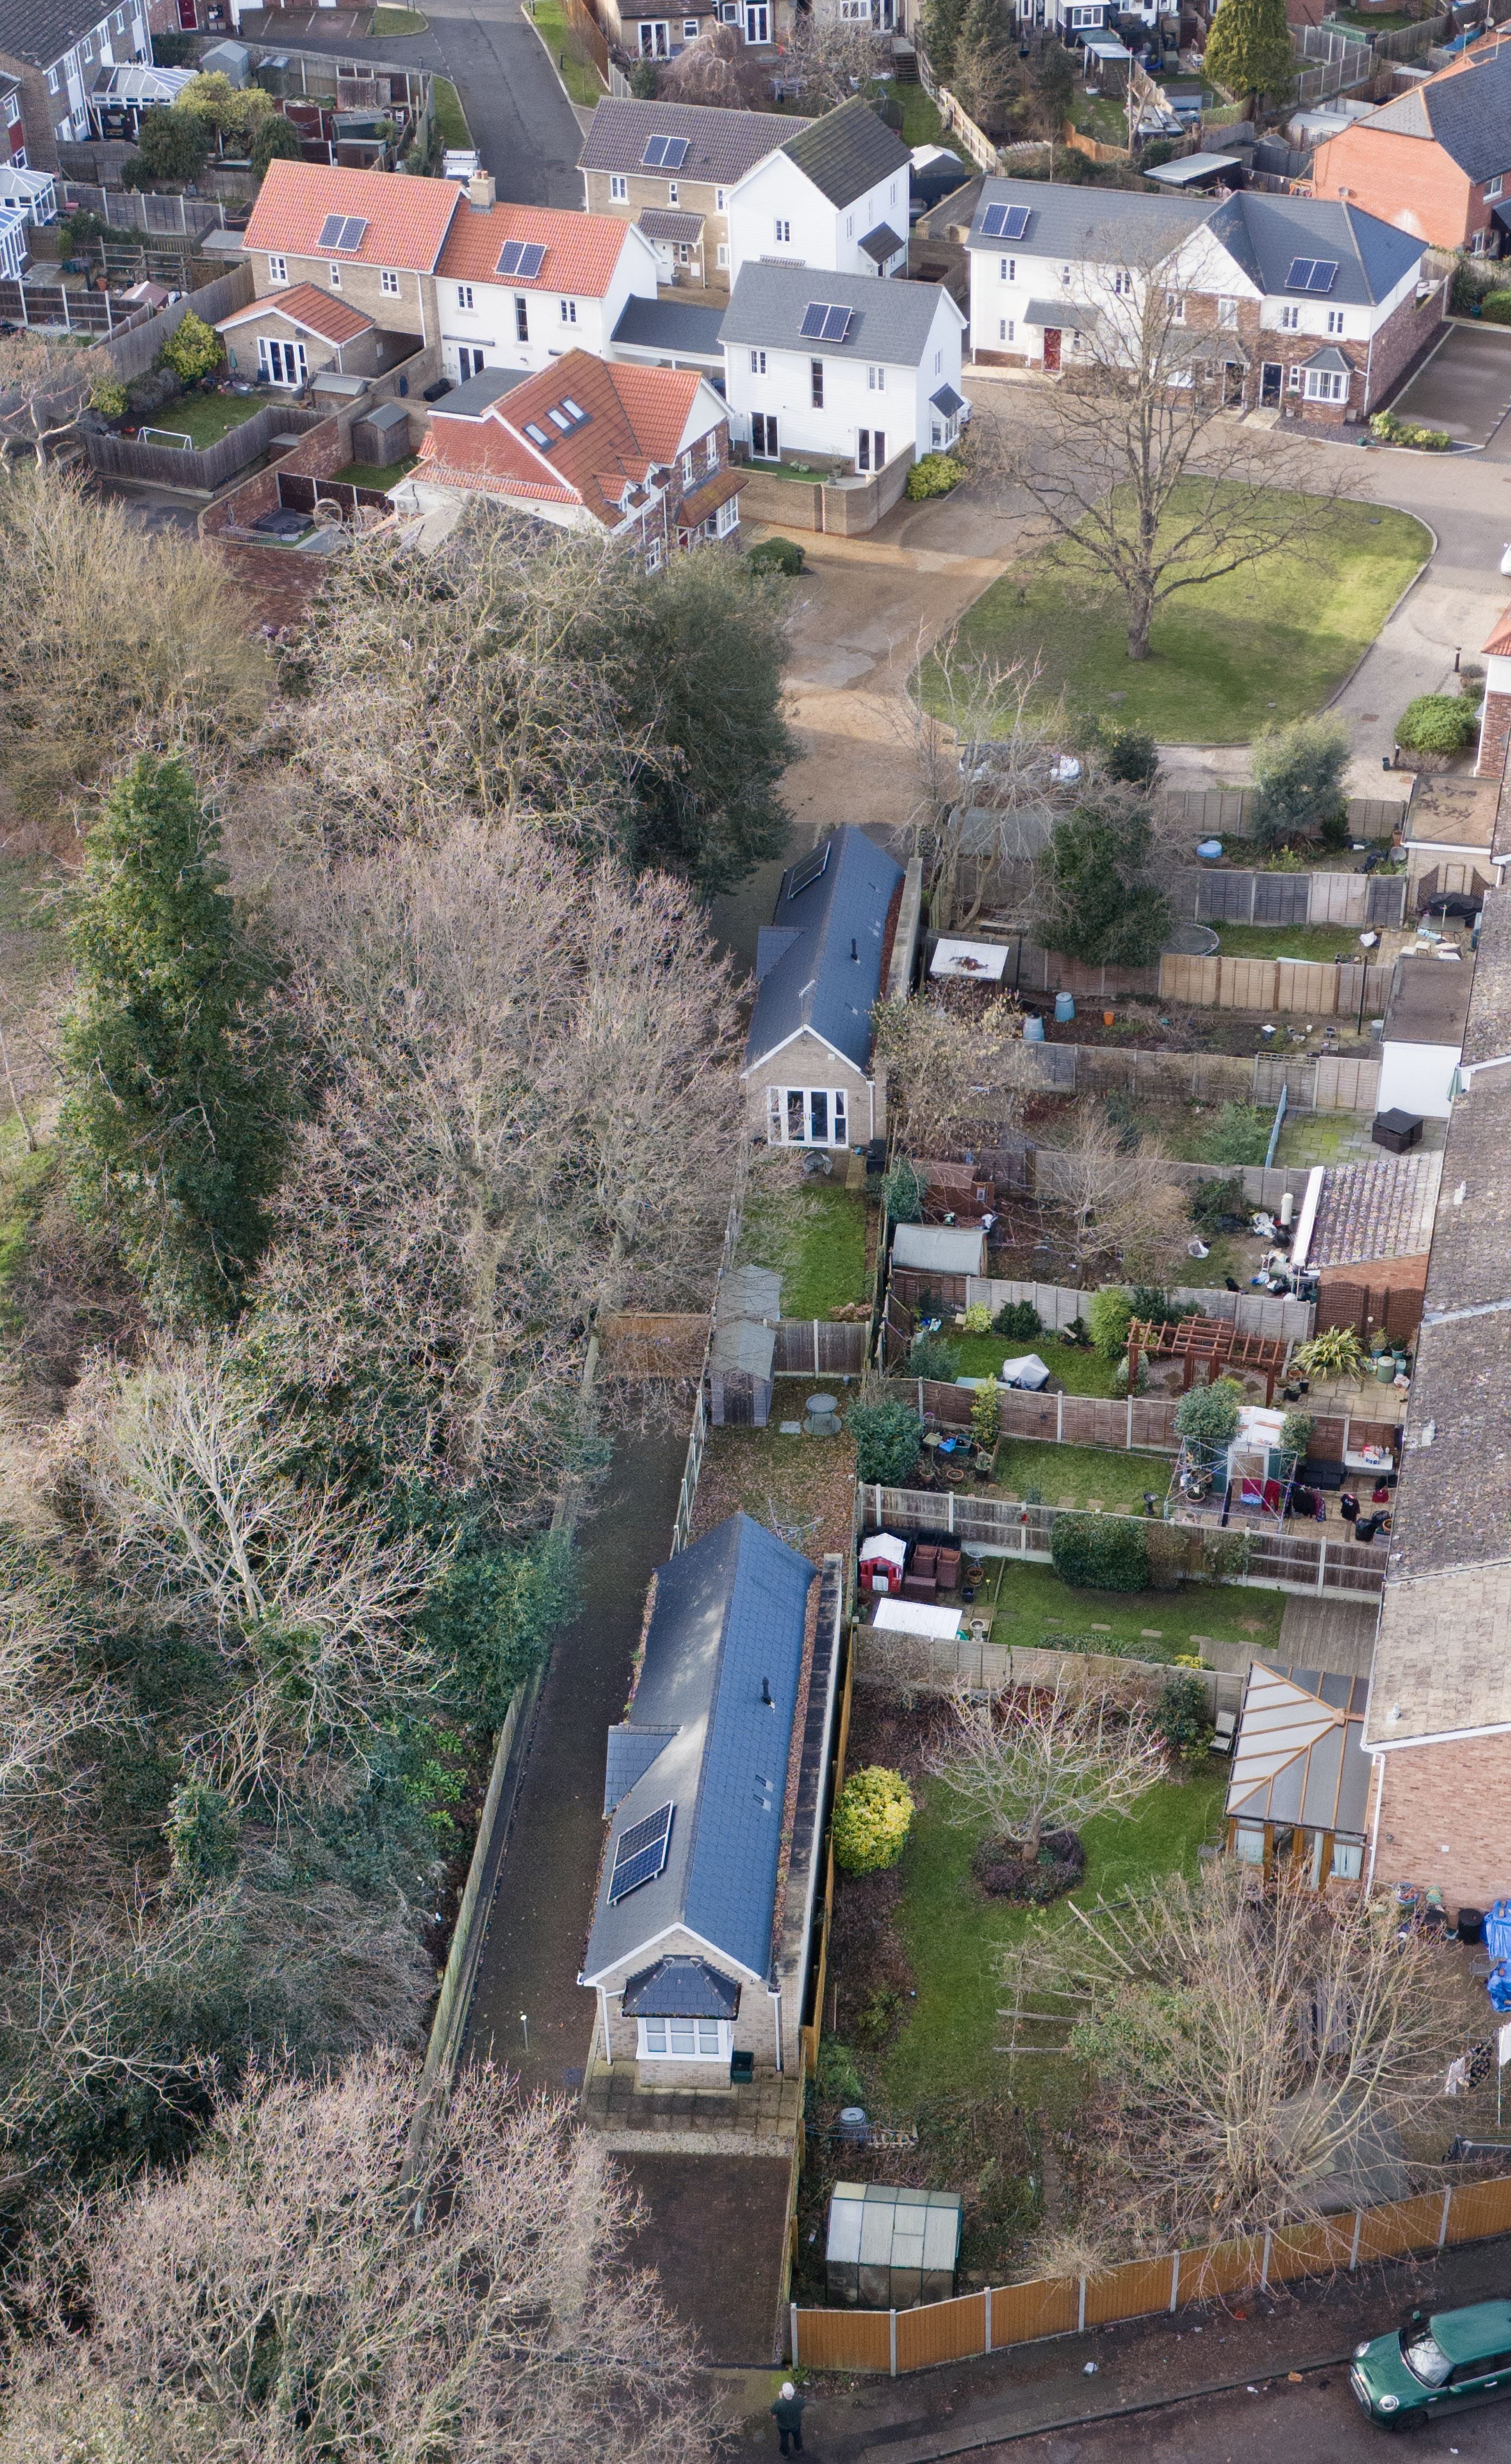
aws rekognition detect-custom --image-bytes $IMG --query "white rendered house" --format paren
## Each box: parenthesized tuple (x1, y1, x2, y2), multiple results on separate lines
(722, 260, 968, 472)
(724, 95, 912, 286)
(435, 198, 662, 385)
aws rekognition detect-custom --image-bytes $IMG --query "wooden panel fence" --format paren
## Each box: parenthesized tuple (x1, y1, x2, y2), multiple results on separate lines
(771, 1320, 870, 1378)
(791, 2178, 1511, 2371)
(84, 402, 325, 492)
(855, 1626, 1246, 1718)
(964, 1274, 1313, 1346)
(1013, 1043, 1380, 1116)
(1159, 953, 1393, 1019)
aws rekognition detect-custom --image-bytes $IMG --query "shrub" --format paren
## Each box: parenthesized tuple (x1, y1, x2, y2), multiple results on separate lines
(908, 1332, 962, 1381)
(1100, 723, 1159, 787)
(1050, 1512, 1149, 1593)
(1317, 804, 1351, 852)
(1190, 1173, 1243, 1236)
(970, 1383, 1001, 1452)
(88, 378, 128, 418)
(1250, 715, 1351, 850)
(748, 534, 804, 577)
(1113, 1353, 1149, 1395)
(882, 1155, 925, 1223)
(1369, 407, 1451, 449)
(1173, 1376, 1243, 1455)
(1480, 291, 1511, 326)
(1127, 1285, 1198, 1328)
(134, 102, 209, 183)
(629, 57, 659, 94)
(251, 111, 305, 181)
(959, 1301, 993, 1335)
(1279, 1408, 1315, 1466)
(1087, 1285, 1133, 1362)
(815, 2034, 865, 2103)
(157, 309, 220, 385)
(993, 1299, 1041, 1339)
(906, 451, 966, 500)
(1293, 1325, 1368, 1383)
(1153, 1672, 1213, 1767)
(831, 1766, 915, 1873)
(1198, 1103, 1269, 1168)
(1395, 693, 1477, 755)
(849, 1398, 924, 1484)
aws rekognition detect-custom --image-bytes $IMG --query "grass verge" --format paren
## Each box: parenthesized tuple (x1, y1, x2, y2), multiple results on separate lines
(924, 488, 1430, 743)
(370, 4, 428, 29)
(528, 0, 605, 106)
(945, 1328, 1123, 1396)
(429, 77, 471, 150)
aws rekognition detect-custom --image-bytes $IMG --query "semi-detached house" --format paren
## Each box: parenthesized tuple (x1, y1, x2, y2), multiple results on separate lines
(579, 96, 808, 290)
(966, 177, 1442, 425)
(434, 197, 660, 386)
(725, 95, 913, 286)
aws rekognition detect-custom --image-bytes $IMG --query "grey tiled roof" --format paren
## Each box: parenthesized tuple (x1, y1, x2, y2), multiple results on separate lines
(0, 0, 97, 70)
(604, 1725, 678, 1817)
(434, 366, 532, 417)
(621, 1955, 741, 2019)
(965, 176, 1209, 259)
(1310, 1152, 1443, 1271)
(638, 207, 704, 243)
(611, 295, 726, 359)
(1383, 953, 1474, 1048)
(780, 95, 911, 207)
(581, 1514, 816, 1985)
(744, 823, 905, 1075)
(1363, 46, 1511, 182)
(722, 261, 959, 367)
(579, 97, 808, 186)
(859, 220, 905, 264)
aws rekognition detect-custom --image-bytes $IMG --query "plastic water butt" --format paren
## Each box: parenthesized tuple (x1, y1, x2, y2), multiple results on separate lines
(1024, 1014, 1046, 1042)
(1054, 992, 1076, 1023)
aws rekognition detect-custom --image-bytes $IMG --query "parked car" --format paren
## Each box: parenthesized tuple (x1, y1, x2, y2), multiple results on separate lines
(1350, 2300, 1511, 2427)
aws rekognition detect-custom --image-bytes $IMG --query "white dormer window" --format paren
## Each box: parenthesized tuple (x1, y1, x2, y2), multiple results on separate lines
(1218, 296, 1237, 327)
(380, 268, 399, 296)
(1487, 175, 1504, 199)
(269, 254, 288, 285)
(610, 173, 627, 201)
(329, 263, 341, 288)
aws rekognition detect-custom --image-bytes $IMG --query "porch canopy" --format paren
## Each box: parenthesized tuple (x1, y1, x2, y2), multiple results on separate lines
(1226, 1663, 1372, 1836)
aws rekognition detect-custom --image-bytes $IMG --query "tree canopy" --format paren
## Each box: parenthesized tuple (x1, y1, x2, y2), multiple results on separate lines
(1035, 793, 1172, 965)
(1203, 0, 1295, 106)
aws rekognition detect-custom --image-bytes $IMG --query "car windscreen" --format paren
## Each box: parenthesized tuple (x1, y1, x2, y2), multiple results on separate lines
(1400, 2326, 1452, 2389)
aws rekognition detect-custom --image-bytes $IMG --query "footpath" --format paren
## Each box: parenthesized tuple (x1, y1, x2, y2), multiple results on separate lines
(725, 2229, 1511, 2458)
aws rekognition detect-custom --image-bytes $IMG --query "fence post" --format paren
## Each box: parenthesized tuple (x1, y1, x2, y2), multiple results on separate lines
(1260, 2227, 1272, 2289)
(814, 1323, 820, 1376)
(1316, 1537, 1326, 1596)
(947, 1490, 954, 1535)
(1439, 2186, 1452, 2249)
(790, 2302, 798, 2365)
(1057, 1392, 1064, 1442)
(61, 284, 70, 332)
(1077, 2277, 1087, 2334)
(918, 1378, 924, 1419)
(1349, 2208, 1362, 2272)
(1170, 2252, 1180, 2312)
(1126, 1397, 1133, 1450)
(985, 2284, 992, 2353)
(890, 2309, 898, 2375)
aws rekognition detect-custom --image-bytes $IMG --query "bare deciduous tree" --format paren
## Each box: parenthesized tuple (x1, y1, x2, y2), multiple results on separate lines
(660, 21, 746, 103)
(1033, 1106, 1190, 1283)
(0, 332, 117, 460)
(0, 2053, 723, 2464)
(783, 14, 893, 107)
(872, 988, 1027, 1156)
(998, 1860, 1463, 2253)
(925, 1670, 1166, 1859)
(967, 250, 1341, 660)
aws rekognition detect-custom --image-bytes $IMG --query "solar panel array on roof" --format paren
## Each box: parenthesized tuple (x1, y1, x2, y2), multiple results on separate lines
(786, 843, 830, 899)
(316, 213, 369, 252)
(1286, 256, 1337, 292)
(497, 238, 547, 281)
(608, 1800, 674, 1901)
(799, 301, 854, 342)
(981, 202, 1030, 240)
(642, 133, 690, 168)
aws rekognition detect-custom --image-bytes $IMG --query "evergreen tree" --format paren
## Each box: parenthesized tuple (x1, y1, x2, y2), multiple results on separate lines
(1202, 0, 1294, 108)
(922, 0, 969, 82)
(951, 0, 1015, 130)
(1036, 795, 1172, 967)
(61, 754, 293, 1320)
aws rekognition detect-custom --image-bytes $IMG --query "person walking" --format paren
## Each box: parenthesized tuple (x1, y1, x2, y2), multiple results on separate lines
(771, 2381, 808, 2454)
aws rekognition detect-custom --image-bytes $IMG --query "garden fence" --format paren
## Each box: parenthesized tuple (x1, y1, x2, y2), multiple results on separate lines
(84, 401, 324, 492)
(669, 1148, 748, 1556)
(1167, 858, 1407, 932)
(961, 1272, 1313, 1344)
(912, 40, 1003, 171)
(863, 1484, 1387, 1599)
(1165, 788, 1407, 848)
(1011, 1042, 1379, 1116)
(0, 276, 152, 334)
(771, 1321, 870, 1378)
(61, 180, 228, 237)
(1157, 951, 1394, 1021)
(789, 2177, 1511, 2371)
(855, 1624, 1246, 1717)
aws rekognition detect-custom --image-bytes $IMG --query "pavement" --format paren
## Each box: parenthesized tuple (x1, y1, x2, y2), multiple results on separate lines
(726, 2231, 1511, 2461)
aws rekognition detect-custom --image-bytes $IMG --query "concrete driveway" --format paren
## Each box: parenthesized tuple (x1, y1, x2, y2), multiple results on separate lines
(1389, 320, 1511, 448)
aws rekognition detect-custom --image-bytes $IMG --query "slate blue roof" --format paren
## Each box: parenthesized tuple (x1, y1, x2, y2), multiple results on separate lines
(581, 1514, 816, 1986)
(1361, 45, 1511, 183)
(621, 1954, 741, 2019)
(744, 823, 905, 1077)
(610, 295, 726, 360)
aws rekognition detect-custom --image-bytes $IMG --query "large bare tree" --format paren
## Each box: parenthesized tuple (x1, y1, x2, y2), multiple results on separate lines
(0, 2053, 722, 2464)
(925, 1670, 1166, 1860)
(968, 245, 1341, 660)
(872, 987, 1028, 1156)
(1033, 1105, 1189, 1283)
(999, 1860, 1464, 2255)
(783, 14, 892, 108)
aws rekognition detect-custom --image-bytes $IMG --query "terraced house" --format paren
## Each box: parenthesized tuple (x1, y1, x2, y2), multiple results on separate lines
(966, 178, 1444, 425)
(0, 0, 165, 173)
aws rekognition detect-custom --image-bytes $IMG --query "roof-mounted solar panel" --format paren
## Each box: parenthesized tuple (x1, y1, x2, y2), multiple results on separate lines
(799, 301, 853, 343)
(786, 844, 830, 899)
(1285, 255, 1336, 293)
(317, 212, 347, 249)
(642, 133, 689, 167)
(822, 304, 853, 341)
(981, 202, 1030, 240)
(607, 1800, 674, 1901)
(799, 301, 828, 338)
(497, 238, 547, 280)
(340, 216, 367, 250)
(1306, 258, 1337, 292)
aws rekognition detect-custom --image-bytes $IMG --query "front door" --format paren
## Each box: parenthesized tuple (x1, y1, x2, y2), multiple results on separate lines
(1223, 360, 1243, 407)
(1261, 360, 1282, 406)
(751, 411, 778, 459)
(1043, 326, 1061, 372)
(176, 0, 197, 24)
(745, 2, 769, 37)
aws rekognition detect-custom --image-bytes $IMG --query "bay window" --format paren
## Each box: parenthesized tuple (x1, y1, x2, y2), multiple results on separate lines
(638, 2016, 727, 2059)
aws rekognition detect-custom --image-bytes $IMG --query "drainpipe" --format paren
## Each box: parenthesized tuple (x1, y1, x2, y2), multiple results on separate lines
(769, 1968, 784, 2073)
(1366, 1752, 1386, 1895)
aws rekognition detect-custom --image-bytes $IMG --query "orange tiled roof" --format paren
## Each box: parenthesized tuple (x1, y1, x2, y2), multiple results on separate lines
(1484, 610, 1511, 659)
(217, 282, 375, 346)
(436, 200, 636, 296)
(425, 347, 707, 527)
(244, 160, 460, 273)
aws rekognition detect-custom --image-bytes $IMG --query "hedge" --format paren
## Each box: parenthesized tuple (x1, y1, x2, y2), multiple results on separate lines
(1395, 693, 1477, 755)
(1050, 1512, 1149, 1593)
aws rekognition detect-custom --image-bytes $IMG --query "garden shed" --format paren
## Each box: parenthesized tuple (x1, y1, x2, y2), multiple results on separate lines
(891, 1223, 987, 1299)
(709, 1263, 780, 1427)
(826, 2183, 962, 2309)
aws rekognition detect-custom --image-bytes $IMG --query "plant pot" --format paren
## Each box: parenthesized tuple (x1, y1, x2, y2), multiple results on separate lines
(1103, 1010, 1115, 1026)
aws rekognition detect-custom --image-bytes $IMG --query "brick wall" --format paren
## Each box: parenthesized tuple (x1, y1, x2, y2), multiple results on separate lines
(1372, 1730, 1511, 1916)
(247, 251, 430, 341)
(0, 53, 62, 175)
(1312, 120, 1480, 252)
(744, 1029, 878, 1139)
(583, 168, 728, 278)
(1477, 686, 1511, 778)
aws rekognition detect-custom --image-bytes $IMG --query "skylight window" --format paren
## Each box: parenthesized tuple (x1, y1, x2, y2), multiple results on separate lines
(981, 202, 1030, 240)
(798, 301, 854, 343)
(1285, 256, 1337, 294)
(562, 395, 586, 419)
(548, 407, 570, 430)
(642, 133, 690, 168)
(497, 239, 547, 280)
(315, 213, 367, 251)
(524, 421, 551, 446)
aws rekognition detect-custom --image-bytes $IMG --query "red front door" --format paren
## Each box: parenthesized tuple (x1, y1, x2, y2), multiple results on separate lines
(1043, 327, 1061, 373)
(177, 0, 198, 24)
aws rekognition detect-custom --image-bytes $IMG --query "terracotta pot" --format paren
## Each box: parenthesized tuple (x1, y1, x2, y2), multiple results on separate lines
(1103, 1009, 1115, 1026)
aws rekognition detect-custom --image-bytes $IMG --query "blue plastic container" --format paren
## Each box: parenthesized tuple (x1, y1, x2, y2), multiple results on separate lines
(1023, 1014, 1046, 1043)
(1054, 992, 1076, 1023)
(1197, 839, 1223, 861)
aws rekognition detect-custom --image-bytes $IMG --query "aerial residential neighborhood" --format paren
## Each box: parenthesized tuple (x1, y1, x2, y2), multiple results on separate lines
(9, 0, 1511, 2457)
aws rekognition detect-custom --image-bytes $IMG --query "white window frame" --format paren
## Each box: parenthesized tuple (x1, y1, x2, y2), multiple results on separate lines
(1279, 302, 1299, 330)
(682, 448, 695, 481)
(999, 317, 1013, 342)
(560, 296, 576, 323)
(258, 335, 307, 387)
(717, 492, 739, 536)
(610, 173, 628, 201)
(867, 364, 884, 390)
(515, 295, 529, 341)
(1166, 291, 1185, 322)
(668, 180, 678, 205)
(638, 2015, 728, 2060)
(328, 263, 341, 289)
(79, 35, 93, 60)
(1288, 363, 1303, 394)
(644, 531, 665, 571)
(683, 16, 699, 33)
(47, 66, 60, 92)
(1233, 1823, 1265, 1866)
(1217, 296, 1237, 328)
(457, 283, 474, 310)
(1326, 307, 1343, 335)
(766, 1086, 850, 1147)
(1304, 365, 1347, 403)
(268, 253, 288, 285)
(1000, 256, 1014, 281)
(380, 268, 399, 297)
(715, 187, 726, 211)
(749, 347, 765, 373)
(774, 218, 790, 243)
(1487, 174, 1504, 200)
(717, 240, 729, 268)
(1330, 1838, 1364, 1881)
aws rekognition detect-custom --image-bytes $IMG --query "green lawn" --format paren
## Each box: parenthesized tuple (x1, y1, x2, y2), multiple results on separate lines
(992, 1438, 1173, 1512)
(981, 1554, 1286, 1658)
(331, 455, 418, 490)
(926, 489, 1431, 744)
(371, 4, 428, 30)
(144, 392, 264, 449)
(782, 1185, 868, 1318)
(880, 1763, 1228, 2113)
(429, 76, 471, 150)
(881, 79, 969, 161)
(529, 0, 604, 106)
(1074, 91, 1128, 145)
(1213, 922, 1381, 962)
(949, 1328, 1122, 1396)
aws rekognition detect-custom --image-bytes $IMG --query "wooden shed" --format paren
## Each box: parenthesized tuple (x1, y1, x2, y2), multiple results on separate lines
(709, 1264, 781, 1427)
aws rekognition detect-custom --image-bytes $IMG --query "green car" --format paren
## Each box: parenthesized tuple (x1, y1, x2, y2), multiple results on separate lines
(1350, 2300, 1511, 2428)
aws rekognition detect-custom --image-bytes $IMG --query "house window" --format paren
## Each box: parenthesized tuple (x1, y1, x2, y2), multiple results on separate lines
(1166, 292, 1185, 322)
(610, 173, 628, 201)
(867, 364, 884, 390)
(329, 263, 341, 288)
(380, 268, 399, 296)
(768, 1086, 849, 1145)
(268, 254, 288, 285)
(1112, 269, 1131, 295)
(715, 188, 726, 211)
(846, 213, 854, 238)
(717, 493, 739, 536)
(774, 218, 791, 243)
(856, 427, 884, 473)
(1279, 303, 1299, 330)
(1288, 364, 1303, 393)
(560, 297, 576, 323)
(1304, 366, 1347, 403)
(1330, 1838, 1364, 1881)
(80, 35, 92, 59)
(1000, 256, 1014, 281)
(515, 295, 529, 341)
(1487, 175, 1504, 200)
(999, 317, 1013, 342)
(668, 180, 678, 205)
(1233, 1824, 1265, 1865)
(1059, 263, 1071, 286)
(455, 283, 473, 310)
(1326, 308, 1344, 334)
(639, 2016, 726, 2059)
(811, 356, 824, 407)
(1217, 296, 1237, 327)
(683, 15, 699, 31)
(750, 347, 765, 373)
(934, 348, 942, 373)
(645, 532, 664, 571)
(47, 65, 60, 91)
(682, 448, 694, 481)
(717, 241, 729, 268)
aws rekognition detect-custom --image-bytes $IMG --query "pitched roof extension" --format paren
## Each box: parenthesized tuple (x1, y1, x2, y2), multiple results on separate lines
(436, 198, 634, 295)
(1358, 42, 1511, 182)
(419, 345, 708, 525)
(244, 158, 460, 273)
(581, 1514, 817, 1987)
(779, 94, 911, 207)
(217, 283, 374, 347)
(579, 95, 808, 185)
(744, 823, 905, 1075)
(722, 260, 961, 365)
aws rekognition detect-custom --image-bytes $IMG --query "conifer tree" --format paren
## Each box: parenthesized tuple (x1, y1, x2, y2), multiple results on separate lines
(922, 0, 969, 81)
(1202, 0, 1294, 109)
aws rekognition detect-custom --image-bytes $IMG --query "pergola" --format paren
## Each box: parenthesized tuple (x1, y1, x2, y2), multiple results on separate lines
(1127, 1315, 1289, 1408)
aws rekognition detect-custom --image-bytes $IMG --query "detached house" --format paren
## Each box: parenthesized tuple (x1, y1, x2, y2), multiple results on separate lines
(224, 158, 464, 385)
(579, 97, 808, 290)
(744, 823, 905, 1147)
(399, 346, 745, 562)
(434, 198, 660, 385)
(966, 177, 1441, 424)
(725, 96, 913, 286)
(723, 262, 967, 475)
(1312, 42, 1511, 257)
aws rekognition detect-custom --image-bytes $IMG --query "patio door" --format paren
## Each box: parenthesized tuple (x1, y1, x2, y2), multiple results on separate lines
(856, 427, 885, 472)
(1042, 326, 1061, 372)
(260, 336, 306, 386)
(745, 2, 769, 37)
(751, 411, 778, 459)
(766, 1086, 849, 1147)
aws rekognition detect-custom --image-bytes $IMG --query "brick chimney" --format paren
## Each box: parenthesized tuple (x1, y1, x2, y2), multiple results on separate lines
(468, 169, 496, 210)
(1476, 607, 1511, 778)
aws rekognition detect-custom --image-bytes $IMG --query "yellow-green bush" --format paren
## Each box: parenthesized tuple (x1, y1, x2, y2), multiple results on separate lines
(905, 451, 965, 501)
(831, 1765, 915, 1873)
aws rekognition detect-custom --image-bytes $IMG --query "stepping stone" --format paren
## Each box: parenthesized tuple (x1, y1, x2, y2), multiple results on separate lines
(1089, 1623, 1112, 1632)
(1057, 1494, 1075, 1507)
(1088, 1499, 1103, 1512)
(1043, 1615, 1062, 1625)
(1140, 1629, 1164, 1639)
(779, 1422, 803, 1435)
